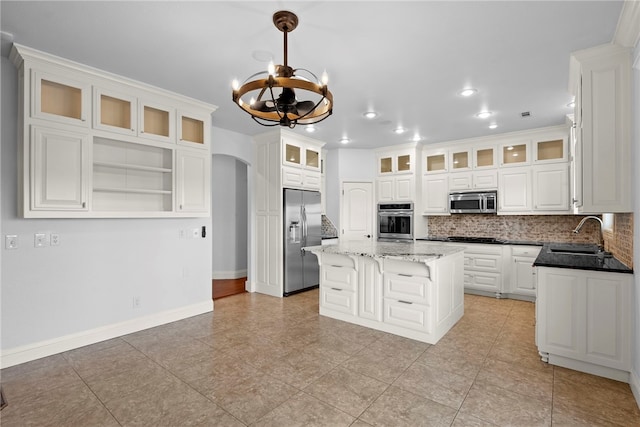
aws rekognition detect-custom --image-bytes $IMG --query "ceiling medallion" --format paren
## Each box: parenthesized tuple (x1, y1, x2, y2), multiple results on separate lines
(231, 10, 334, 128)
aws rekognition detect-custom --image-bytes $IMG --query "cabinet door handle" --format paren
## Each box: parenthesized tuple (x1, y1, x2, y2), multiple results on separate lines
(331, 264, 342, 268)
(398, 273, 413, 277)
(82, 202, 86, 208)
(398, 300, 413, 304)
(331, 287, 342, 291)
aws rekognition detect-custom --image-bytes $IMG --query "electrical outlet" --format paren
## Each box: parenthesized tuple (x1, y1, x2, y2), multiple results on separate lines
(178, 229, 186, 239)
(50, 233, 60, 246)
(132, 296, 141, 309)
(5, 235, 18, 250)
(34, 233, 47, 248)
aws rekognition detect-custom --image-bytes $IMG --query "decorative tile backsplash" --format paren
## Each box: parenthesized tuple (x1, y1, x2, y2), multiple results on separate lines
(427, 214, 633, 268)
(321, 214, 339, 238)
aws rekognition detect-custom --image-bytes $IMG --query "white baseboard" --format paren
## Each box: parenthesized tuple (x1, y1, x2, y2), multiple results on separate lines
(212, 269, 247, 280)
(0, 299, 213, 369)
(630, 368, 640, 409)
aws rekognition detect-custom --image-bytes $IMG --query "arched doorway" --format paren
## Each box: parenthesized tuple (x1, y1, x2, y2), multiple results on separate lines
(211, 154, 249, 299)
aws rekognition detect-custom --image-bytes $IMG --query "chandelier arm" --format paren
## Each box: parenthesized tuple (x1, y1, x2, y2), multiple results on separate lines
(267, 85, 285, 120)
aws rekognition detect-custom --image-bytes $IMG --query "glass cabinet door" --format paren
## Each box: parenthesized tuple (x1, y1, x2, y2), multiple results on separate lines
(32, 70, 90, 127)
(305, 148, 320, 169)
(474, 147, 496, 168)
(396, 154, 412, 172)
(285, 143, 302, 166)
(425, 152, 447, 173)
(379, 156, 393, 173)
(450, 150, 470, 170)
(93, 88, 137, 135)
(535, 139, 566, 162)
(501, 143, 529, 165)
(139, 101, 175, 143)
(178, 110, 210, 149)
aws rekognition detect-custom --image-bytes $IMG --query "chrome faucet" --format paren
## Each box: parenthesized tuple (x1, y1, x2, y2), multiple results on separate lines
(573, 216, 604, 250)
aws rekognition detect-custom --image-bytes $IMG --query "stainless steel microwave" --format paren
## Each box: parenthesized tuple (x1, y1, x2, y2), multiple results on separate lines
(449, 191, 497, 214)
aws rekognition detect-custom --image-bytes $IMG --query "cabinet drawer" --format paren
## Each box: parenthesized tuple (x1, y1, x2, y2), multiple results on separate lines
(384, 273, 431, 304)
(511, 246, 541, 257)
(321, 287, 357, 316)
(464, 271, 501, 292)
(465, 254, 502, 273)
(384, 299, 431, 333)
(322, 265, 357, 291)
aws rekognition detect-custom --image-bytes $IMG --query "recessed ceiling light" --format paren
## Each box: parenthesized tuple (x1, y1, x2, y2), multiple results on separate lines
(475, 111, 492, 119)
(305, 125, 316, 133)
(393, 126, 406, 134)
(363, 111, 378, 119)
(489, 123, 498, 129)
(459, 88, 477, 97)
(567, 101, 575, 108)
(411, 134, 423, 142)
(339, 137, 350, 144)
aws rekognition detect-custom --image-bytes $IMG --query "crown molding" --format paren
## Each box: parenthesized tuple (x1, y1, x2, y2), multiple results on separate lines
(614, 1, 640, 48)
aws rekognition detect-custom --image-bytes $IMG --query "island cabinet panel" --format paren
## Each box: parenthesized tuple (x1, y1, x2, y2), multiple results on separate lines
(358, 257, 383, 321)
(312, 242, 464, 345)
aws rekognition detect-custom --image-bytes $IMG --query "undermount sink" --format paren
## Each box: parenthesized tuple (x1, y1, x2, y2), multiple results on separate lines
(547, 243, 611, 257)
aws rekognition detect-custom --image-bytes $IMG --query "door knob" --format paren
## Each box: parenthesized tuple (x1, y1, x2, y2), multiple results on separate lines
(365, 234, 371, 238)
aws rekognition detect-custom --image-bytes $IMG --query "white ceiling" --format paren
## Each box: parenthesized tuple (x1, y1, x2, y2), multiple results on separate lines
(1, 1, 624, 149)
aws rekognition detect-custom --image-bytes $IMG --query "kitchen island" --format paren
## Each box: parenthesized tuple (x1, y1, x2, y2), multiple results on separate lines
(305, 240, 465, 344)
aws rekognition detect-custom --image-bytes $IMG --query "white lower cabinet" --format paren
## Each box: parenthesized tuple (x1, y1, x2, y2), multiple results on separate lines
(316, 251, 464, 344)
(319, 254, 357, 316)
(536, 267, 631, 381)
(448, 243, 505, 296)
(506, 246, 540, 298)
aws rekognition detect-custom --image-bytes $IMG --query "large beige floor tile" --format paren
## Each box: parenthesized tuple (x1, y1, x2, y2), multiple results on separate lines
(358, 385, 457, 426)
(303, 366, 389, 417)
(460, 381, 552, 426)
(253, 391, 355, 427)
(393, 362, 474, 409)
(475, 358, 553, 403)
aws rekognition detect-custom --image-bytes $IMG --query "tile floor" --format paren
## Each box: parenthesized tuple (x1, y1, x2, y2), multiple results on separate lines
(1, 291, 639, 426)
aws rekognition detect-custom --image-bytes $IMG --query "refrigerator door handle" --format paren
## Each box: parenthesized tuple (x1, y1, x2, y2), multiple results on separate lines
(301, 205, 307, 249)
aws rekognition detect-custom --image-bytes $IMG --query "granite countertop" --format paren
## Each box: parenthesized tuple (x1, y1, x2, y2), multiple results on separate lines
(305, 240, 465, 263)
(533, 243, 633, 274)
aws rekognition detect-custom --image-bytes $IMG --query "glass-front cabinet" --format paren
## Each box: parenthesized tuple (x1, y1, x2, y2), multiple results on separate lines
(533, 138, 567, 163)
(93, 87, 137, 136)
(450, 148, 471, 171)
(178, 110, 210, 149)
(473, 146, 497, 168)
(377, 149, 414, 175)
(499, 141, 530, 166)
(32, 69, 91, 127)
(282, 137, 322, 171)
(139, 100, 175, 144)
(424, 149, 447, 174)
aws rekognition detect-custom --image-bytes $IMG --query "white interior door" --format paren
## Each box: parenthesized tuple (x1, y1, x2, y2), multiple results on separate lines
(341, 182, 373, 241)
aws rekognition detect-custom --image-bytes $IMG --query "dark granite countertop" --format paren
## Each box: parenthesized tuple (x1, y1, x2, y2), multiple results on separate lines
(533, 243, 633, 274)
(321, 236, 338, 240)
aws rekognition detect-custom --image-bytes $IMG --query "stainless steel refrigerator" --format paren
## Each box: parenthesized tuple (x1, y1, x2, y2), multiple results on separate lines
(284, 188, 321, 296)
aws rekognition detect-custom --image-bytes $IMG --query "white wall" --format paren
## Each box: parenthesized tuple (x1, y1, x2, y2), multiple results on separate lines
(324, 148, 376, 231)
(211, 155, 247, 278)
(1, 57, 212, 366)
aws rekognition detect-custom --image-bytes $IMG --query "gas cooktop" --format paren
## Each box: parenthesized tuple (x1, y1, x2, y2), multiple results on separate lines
(446, 236, 505, 244)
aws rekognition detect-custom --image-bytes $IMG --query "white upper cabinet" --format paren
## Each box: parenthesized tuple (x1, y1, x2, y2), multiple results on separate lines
(499, 141, 531, 167)
(282, 135, 322, 172)
(32, 69, 91, 127)
(532, 163, 570, 212)
(12, 44, 217, 218)
(424, 149, 448, 174)
(498, 167, 532, 213)
(138, 99, 176, 144)
(178, 109, 211, 150)
(378, 147, 415, 175)
(533, 137, 568, 163)
(30, 126, 89, 211)
(569, 43, 631, 213)
(93, 87, 138, 136)
(449, 148, 471, 172)
(473, 145, 497, 169)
